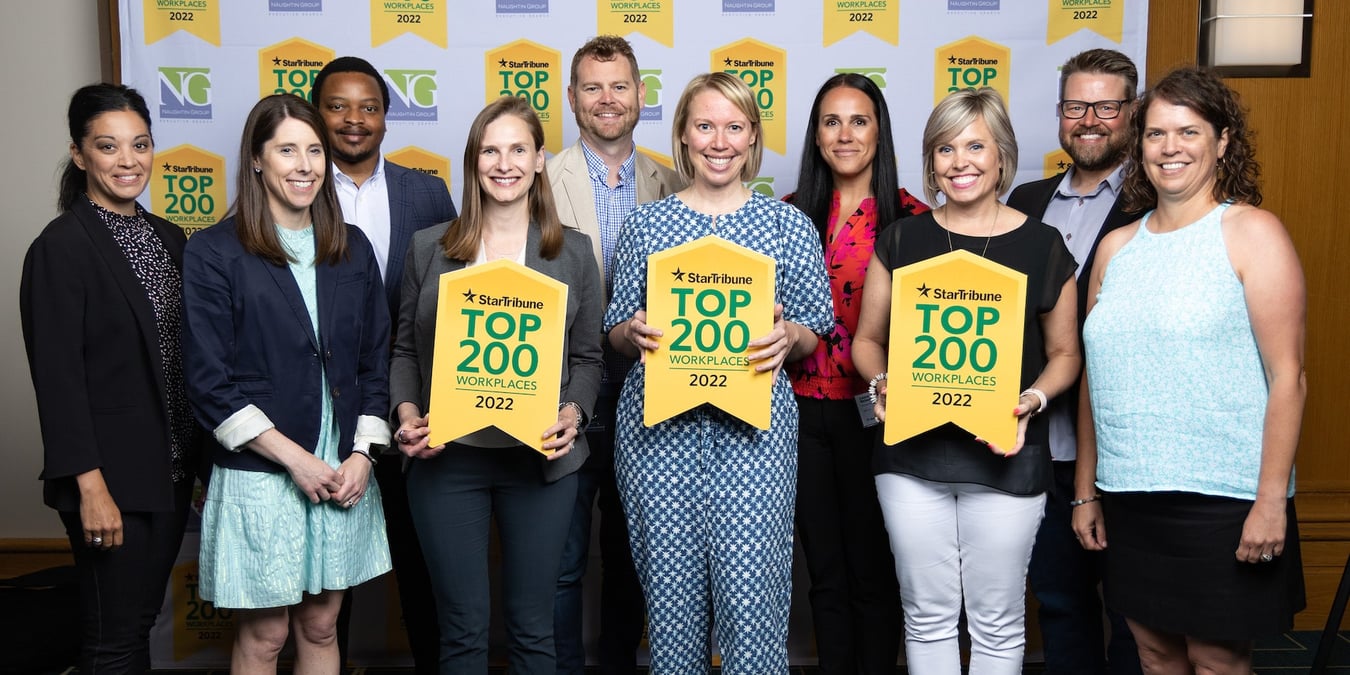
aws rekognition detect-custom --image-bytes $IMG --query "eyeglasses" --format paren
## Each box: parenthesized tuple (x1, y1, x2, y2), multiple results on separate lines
(1059, 99, 1129, 120)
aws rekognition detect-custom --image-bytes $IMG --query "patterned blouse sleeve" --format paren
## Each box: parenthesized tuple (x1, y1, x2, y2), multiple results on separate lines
(603, 205, 649, 333)
(777, 204, 834, 336)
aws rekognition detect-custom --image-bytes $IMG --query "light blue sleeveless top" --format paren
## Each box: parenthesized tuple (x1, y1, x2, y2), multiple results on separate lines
(1083, 202, 1292, 499)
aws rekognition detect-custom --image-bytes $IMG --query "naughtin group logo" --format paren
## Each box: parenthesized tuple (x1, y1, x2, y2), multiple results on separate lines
(746, 176, 775, 198)
(269, 0, 321, 10)
(835, 66, 888, 90)
(384, 69, 438, 122)
(639, 68, 664, 122)
(158, 67, 212, 120)
(258, 37, 335, 101)
(496, 0, 547, 13)
(723, 0, 774, 12)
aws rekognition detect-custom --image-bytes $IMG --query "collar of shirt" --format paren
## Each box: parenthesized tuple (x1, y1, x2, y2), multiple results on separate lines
(580, 141, 636, 188)
(1053, 163, 1124, 200)
(332, 155, 393, 281)
(332, 154, 387, 191)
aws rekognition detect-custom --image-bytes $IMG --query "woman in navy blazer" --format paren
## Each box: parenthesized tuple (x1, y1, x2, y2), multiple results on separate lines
(22, 83, 203, 675)
(182, 94, 391, 673)
(390, 95, 603, 673)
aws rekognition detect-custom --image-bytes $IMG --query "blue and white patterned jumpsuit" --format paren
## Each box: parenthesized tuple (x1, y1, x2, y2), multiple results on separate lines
(603, 192, 833, 674)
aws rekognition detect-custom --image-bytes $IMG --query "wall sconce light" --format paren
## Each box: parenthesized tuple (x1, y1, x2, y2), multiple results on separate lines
(1198, 0, 1313, 77)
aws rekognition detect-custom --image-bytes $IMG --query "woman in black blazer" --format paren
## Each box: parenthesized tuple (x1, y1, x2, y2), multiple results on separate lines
(182, 94, 392, 672)
(390, 95, 603, 673)
(20, 83, 202, 673)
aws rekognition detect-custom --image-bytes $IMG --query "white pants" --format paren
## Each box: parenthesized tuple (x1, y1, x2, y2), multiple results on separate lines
(875, 473, 1046, 675)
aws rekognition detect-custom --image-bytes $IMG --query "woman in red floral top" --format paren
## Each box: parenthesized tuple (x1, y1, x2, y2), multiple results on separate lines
(784, 73, 928, 674)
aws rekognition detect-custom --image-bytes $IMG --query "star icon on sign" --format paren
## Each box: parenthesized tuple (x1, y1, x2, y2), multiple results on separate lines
(917, 283, 931, 298)
(498, 59, 507, 67)
(1057, 160, 1068, 170)
(948, 55, 957, 64)
(462, 288, 476, 303)
(723, 58, 733, 66)
(671, 268, 685, 282)
(272, 57, 282, 66)
(162, 163, 171, 172)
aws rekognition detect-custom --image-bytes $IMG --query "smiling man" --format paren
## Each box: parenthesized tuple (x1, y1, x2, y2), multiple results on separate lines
(311, 55, 457, 675)
(1006, 48, 1142, 675)
(546, 35, 683, 675)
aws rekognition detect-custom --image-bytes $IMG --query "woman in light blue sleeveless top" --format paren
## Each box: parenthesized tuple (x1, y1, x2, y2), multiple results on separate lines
(183, 95, 392, 673)
(1075, 68, 1305, 673)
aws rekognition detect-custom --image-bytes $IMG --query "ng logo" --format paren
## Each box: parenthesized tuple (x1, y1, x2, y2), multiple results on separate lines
(158, 67, 211, 120)
(640, 68, 663, 122)
(746, 176, 774, 198)
(385, 69, 438, 122)
(834, 67, 888, 90)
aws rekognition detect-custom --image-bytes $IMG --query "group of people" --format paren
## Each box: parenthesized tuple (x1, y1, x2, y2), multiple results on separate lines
(21, 34, 1306, 675)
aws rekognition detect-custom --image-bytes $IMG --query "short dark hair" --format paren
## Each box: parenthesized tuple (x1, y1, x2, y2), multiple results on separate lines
(312, 56, 390, 112)
(1121, 67, 1261, 213)
(790, 73, 905, 241)
(228, 94, 347, 266)
(1058, 48, 1139, 102)
(59, 83, 153, 212)
(569, 35, 640, 88)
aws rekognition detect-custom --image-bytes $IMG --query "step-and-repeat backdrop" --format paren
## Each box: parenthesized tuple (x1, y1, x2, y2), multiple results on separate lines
(118, 0, 1147, 667)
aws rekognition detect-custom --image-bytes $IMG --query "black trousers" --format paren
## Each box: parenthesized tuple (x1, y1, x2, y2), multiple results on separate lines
(794, 396, 902, 674)
(59, 479, 192, 674)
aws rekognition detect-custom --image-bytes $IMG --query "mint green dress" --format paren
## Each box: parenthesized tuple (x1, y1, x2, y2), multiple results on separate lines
(198, 225, 391, 609)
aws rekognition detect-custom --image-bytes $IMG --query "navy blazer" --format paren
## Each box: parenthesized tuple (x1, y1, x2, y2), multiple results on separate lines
(182, 217, 391, 473)
(383, 161, 457, 324)
(21, 198, 200, 512)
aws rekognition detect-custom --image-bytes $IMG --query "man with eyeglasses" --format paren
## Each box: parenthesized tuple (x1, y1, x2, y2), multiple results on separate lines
(1007, 48, 1143, 675)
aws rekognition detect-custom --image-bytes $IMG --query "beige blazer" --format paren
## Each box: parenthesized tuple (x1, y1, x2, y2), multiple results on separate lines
(547, 141, 685, 297)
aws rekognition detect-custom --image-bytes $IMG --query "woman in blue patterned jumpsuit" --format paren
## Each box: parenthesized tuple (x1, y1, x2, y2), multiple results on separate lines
(603, 72, 833, 674)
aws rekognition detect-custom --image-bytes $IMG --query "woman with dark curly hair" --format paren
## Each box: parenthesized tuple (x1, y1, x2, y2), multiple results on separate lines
(1074, 67, 1306, 673)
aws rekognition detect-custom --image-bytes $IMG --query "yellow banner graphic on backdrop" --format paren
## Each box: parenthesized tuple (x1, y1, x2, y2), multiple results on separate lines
(142, 0, 220, 45)
(259, 38, 335, 100)
(713, 38, 787, 156)
(487, 40, 564, 155)
(171, 564, 234, 660)
(598, 0, 674, 47)
(1047, 0, 1123, 44)
(934, 36, 1010, 105)
(823, 0, 898, 46)
(371, 0, 447, 47)
(429, 261, 566, 452)
(643, 236, 774, 429)
(885, 250, 1026, 450)
(1042, 148, 1074, 178)
(152, 145, 226, 237)
(637, 146, 676, 171)
(386, 146, 453, 192)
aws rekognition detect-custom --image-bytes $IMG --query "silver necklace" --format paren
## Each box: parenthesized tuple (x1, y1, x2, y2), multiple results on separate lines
(944, 203, 1000, 257)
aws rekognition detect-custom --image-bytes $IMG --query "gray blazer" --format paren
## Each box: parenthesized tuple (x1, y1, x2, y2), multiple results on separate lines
(547, 142, 685, 293)
(389, 221, 604, 481)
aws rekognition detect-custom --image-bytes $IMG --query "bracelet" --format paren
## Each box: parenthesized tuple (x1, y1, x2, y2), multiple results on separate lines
(1020, 387, 1048, 416)
(351, 449, 378, 466)
(559, 401, 587, 432)
(867, 372, 888, 405)
(1069, 495, 1101, 507)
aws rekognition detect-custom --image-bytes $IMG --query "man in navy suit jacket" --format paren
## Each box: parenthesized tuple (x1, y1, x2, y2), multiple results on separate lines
(312, 56, 457, 674)
(1005, 48, 1142, 675)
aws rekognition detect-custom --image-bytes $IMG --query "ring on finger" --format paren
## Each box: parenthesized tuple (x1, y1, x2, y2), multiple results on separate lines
(396, 429, 407, 444)
(1260, 552, 1275, 562)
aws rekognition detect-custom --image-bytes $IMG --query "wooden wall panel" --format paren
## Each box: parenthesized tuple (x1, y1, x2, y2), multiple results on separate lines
(1148, 1, 1350, 630)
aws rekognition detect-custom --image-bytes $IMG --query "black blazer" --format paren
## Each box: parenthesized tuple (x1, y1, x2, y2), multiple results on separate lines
(182, 217, 390, 473)
(1006, 172, 1136, 325)
(21, 198, 194, 513)
(383, 161, 458, 326)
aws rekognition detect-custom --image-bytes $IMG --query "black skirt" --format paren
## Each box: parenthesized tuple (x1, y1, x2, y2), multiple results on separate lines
(1102, 491, 1306, 641)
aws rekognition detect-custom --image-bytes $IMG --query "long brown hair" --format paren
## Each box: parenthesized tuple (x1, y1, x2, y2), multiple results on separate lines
(441, 96, 564, 261)
(228, 94, 347, 266)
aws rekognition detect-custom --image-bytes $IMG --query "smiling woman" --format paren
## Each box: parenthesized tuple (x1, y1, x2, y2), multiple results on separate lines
(181, 93, 393, 674)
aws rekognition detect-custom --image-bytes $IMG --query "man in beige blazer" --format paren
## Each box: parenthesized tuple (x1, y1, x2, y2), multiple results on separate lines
(547, 34, 683, 675)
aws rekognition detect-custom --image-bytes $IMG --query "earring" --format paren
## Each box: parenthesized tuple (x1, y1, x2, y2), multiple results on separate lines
(253, 166, 261, 174)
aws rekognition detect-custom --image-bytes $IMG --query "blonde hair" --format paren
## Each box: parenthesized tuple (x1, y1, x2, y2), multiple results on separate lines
(921, 87, 1018, 204)
(670, 72, 763, 182)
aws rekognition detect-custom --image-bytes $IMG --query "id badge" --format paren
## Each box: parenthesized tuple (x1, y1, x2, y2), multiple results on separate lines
(854, 392, 880, 428)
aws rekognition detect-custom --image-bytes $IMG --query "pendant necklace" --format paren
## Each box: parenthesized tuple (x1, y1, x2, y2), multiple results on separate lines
(944, 202, 1000, 257)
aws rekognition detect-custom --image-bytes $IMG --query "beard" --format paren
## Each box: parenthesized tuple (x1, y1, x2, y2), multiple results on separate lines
(332, 144, 377, 167)
(1063, 126, 1129, 172)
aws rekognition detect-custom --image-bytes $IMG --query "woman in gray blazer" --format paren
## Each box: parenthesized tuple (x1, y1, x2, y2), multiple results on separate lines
(390, 95, 603, 673)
